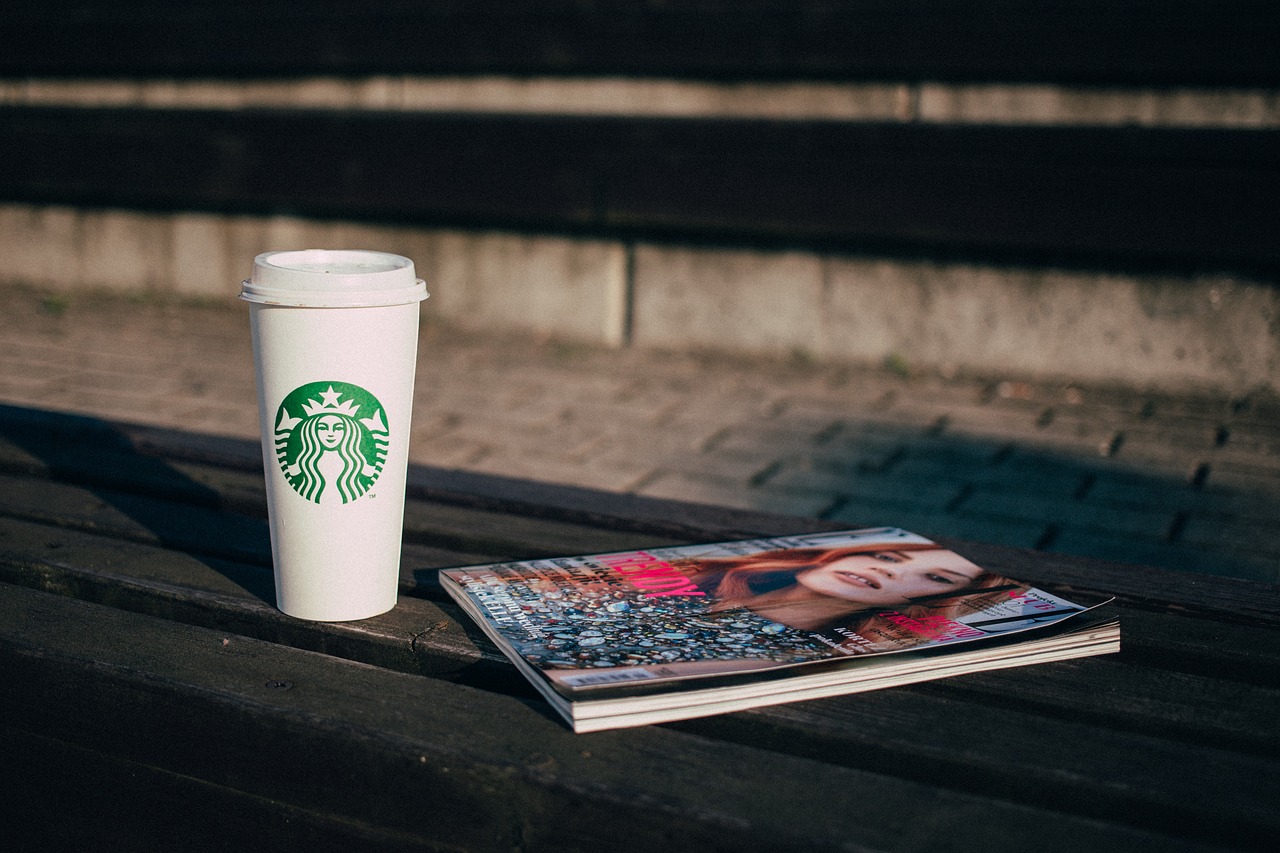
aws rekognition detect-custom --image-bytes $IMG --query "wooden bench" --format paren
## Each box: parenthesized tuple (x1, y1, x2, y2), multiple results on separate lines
(2, 402, 1277, 851)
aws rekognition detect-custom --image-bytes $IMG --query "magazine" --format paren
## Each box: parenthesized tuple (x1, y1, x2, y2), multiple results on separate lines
(439, 528, 1120, 732)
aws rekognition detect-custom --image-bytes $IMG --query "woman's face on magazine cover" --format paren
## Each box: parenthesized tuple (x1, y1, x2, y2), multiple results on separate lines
(795, 550, 983, 607)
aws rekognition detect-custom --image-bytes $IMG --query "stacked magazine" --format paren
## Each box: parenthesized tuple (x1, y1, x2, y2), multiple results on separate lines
(440, 528, 1120, 732)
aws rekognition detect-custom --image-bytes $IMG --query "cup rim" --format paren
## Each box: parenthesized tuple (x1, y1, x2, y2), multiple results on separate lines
(240, 249, 429, 307)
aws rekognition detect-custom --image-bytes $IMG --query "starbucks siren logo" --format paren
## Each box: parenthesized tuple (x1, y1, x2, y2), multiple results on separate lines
(273, 381, 389, 504)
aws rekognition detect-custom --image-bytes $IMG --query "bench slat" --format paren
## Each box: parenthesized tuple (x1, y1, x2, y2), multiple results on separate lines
(0, 582, 1254, 852)
(2, 510, 1276, 761)
(3, 724, 429, 853)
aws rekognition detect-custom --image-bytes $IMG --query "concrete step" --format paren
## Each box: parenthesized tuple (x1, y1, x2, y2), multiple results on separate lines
(2, 202, 1275, 394)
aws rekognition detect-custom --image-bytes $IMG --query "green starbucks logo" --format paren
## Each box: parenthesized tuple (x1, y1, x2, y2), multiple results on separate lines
(273, 381, 389, 504)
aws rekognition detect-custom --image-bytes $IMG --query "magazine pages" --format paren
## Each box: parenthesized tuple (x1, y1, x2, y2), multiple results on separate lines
(439, 528, 1120, 732)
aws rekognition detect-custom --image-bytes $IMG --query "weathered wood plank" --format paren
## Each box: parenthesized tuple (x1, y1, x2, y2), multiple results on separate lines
(0, 515, 516, 686)
(2, 512, 1277, 778)
(0, 470, 275, 565)
(4, 725, 430, 853)
(672, 673, 1279, 849)
(3, 1, 1278, 86)
(1078, 606, 1280, 685)
(0, 583, 1234, 852)
(907, 657, 1280, 755)
(1, 107, 1276, 270)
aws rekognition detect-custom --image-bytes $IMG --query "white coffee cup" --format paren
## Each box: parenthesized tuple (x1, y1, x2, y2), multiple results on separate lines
(241, 249, 428, 621)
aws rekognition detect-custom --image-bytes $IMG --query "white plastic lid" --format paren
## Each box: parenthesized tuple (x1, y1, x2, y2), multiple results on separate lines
(240, 249, 429, 307)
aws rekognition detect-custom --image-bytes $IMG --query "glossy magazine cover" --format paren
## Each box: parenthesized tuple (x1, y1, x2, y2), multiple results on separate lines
(440, 528, 1108, 694)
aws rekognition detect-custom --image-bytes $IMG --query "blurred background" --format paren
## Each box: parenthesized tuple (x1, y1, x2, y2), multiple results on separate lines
(1, 2, 1277, 579)
(2, 1, 1278, 389)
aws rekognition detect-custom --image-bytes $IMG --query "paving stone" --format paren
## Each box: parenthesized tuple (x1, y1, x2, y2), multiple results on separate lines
(875, 375, 993, 406)
(179, 405, 261, 439)
(634, 472, 835, 519)
(1207, 442, 1280, 475)
(1115, 421, 1226, 455)
(1085, 469, 1203, 506)
(464, 447, 654, 495)
(994, 450, 1110, 488)
(1028, 417, 1133, 454)
(1105, 438, 1214, 475)
(1177, 513, 1280, 559)
(1047, 528, 1278, 583)
(10, 343, 155, 375)
(922, 403, 1135, 460)
(0, 373, 57, 399)
(589, 414, 735, 452)
(764, 462, 968, 510)
(887, 454, 1089, 500)
(1226, 392, 1280, 429)
(774, 395, 909, 426)
(1086, 469, 1280, 523)
(1199, 461, 1280, 497)
(957, 486, 1177, 539)
(707, 423, 842, 459)
(1005, 445, 1197, 482)
(903, 431, 1015, 459)
(544, 399, 680, 434)
(463, 420, 613, 461)
(750, 420, 910, 465)
(31, 386, 185, 424)
(654, 402, 784, 439)
(590, 447, 769, 486)
(803, 439, 906, 476)
(786, 396, 942, 430)
(1136, 391, 1239, 423)
(782, 376, 916, 414)
(406, 430, 494, 469)
(907, 399, 1047, 438)
(1218, 419, 1280, 451)
(822, 500, 1048, 550)
(1, 341, 84, 370)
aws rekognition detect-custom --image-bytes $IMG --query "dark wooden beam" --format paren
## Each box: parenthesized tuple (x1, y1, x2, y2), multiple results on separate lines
(3, 1, 1279, 86)
(1, 106, 1277, 272)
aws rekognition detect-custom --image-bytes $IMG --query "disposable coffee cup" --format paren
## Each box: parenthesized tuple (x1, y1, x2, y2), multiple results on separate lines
(241, 249, 428, 621)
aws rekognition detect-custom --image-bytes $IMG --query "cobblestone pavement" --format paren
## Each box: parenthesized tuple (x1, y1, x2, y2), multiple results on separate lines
(2, 285, 1277, 583)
